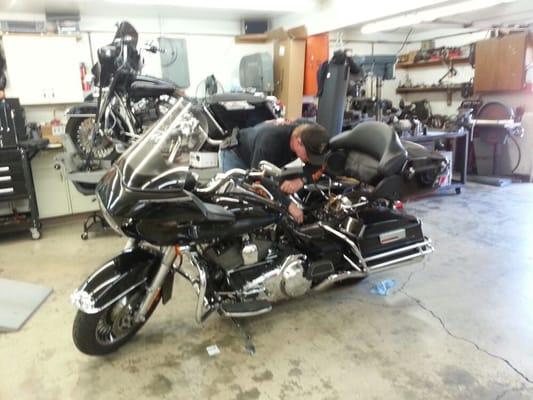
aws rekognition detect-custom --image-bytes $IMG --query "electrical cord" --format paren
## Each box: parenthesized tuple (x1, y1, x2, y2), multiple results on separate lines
(510, 134, 522, 173)
(396, 28, 414, 55)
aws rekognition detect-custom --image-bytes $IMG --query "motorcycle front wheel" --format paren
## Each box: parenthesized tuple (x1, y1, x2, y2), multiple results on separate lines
(72, 286, 160, 355)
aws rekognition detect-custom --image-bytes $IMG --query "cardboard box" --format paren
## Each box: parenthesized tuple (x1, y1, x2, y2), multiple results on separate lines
(189, 152, 219, 169)
(267, 26, 307, 120)
(41, 123, 64, 145)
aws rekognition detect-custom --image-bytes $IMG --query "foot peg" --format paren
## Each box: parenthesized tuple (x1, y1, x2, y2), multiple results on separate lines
(219, 300, 272, 318)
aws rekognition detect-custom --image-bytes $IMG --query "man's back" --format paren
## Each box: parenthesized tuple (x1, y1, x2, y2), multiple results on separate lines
(235, 122, 297, 168)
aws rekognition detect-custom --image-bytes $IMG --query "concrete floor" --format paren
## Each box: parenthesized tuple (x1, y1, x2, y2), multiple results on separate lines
(0, 183, 532, 400)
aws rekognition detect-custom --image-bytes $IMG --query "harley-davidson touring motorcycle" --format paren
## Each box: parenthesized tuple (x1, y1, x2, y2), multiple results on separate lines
(65, 21, 180, 162)
(71, 98, 447, 355)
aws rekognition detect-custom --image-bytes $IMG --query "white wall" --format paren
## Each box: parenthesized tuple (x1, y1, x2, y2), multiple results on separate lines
(0, 13, 273, 124)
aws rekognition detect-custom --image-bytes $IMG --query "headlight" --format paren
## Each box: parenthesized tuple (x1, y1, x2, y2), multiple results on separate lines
(96, 193, 123, 236)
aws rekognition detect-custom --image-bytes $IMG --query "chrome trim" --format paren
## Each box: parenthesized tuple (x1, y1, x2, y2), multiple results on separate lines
(219, 305, 272, 318)
(67, 113, 96, 118)
(343, 254, 364, 273)
(203, 104, 225, 135)
(196, 168, 264, 194)
(319, 223, 368, 272)
(364, 239, 433, 262)
(134, 246, 176, 323)
(70, 279, 146, 314)
(189, 251, 209, 324)
(366, 239, 434, 271)
(312, 270, 367, 291)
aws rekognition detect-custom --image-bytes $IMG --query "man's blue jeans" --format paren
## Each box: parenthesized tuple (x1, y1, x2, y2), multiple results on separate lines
(219, 148, 248, 172)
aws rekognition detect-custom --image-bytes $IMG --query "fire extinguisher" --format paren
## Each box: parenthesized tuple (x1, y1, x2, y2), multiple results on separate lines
(80, 63, 90, 92)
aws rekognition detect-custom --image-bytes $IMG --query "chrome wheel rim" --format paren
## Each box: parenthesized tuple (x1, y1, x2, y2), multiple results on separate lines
(94, 291, 143, 346)
(76, 118, 115, 160)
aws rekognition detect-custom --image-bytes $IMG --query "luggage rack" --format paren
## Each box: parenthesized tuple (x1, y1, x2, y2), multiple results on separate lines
(364, 238, 433, 271)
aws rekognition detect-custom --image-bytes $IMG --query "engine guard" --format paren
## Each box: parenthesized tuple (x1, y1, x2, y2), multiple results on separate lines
(71, 247, 161, 314)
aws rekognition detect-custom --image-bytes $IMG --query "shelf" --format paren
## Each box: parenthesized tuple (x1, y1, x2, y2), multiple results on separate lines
(396, 57, 470, 69)
(234, 33, 269, 44)
(396, 85, 464, 105)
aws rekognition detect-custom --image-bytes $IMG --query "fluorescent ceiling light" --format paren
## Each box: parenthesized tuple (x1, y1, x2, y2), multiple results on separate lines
(104, 0, 314, 13)
(361, 0, 517, 34)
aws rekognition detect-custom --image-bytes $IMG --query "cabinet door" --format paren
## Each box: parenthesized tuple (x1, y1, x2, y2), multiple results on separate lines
(31, 151, 72, 218)
(66, 180, 99, 214)
(1, 35, 83, 105)
(2, 35, 48, 104)
(43, 37, 84, 104)
(474, 39, 499, 92)
(496, 33, 527, 91)
(474, 33, 528, 93)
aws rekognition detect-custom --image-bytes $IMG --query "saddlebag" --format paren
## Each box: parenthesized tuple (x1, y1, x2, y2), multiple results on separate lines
(344, 207, 432, 269)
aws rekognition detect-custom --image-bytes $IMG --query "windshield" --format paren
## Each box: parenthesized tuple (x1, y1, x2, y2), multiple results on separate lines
(113, 21, 138, 48)
(119, 98, 206, 191)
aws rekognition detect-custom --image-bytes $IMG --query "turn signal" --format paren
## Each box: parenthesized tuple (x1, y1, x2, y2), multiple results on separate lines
(393, 200, 404, 210)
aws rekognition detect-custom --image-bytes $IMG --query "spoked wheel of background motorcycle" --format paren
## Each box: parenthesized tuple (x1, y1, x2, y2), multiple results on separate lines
(65, 117, 118, 162)
(72, 286, 161, 355)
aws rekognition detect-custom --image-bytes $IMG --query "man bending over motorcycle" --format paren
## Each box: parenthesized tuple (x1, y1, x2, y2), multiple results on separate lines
(219, 119, 329, 224)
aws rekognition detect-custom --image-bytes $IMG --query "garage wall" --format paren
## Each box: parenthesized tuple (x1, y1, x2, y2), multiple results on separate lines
(394, 30, 533, 177)
(0, 13, 273, 125)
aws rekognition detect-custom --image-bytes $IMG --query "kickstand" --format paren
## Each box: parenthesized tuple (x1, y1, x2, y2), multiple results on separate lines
(231, 318, 256, 356)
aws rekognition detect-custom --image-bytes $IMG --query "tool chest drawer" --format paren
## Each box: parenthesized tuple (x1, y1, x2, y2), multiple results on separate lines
(0, 149, 23, 162)
(0, 164, 25, 180)
(0, 180, 28, 199)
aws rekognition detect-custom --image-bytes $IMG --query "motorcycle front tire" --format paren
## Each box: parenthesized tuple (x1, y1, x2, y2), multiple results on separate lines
(72, 286, 161, 356)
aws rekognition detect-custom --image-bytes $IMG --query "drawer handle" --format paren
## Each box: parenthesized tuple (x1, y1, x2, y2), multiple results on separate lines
(0, 176, 12, 182)
(0, 187, 14, 194)
(0, 166, 10, 173)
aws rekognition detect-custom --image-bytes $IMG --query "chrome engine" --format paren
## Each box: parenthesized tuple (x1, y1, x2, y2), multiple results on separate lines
(242, 254, 312, 302)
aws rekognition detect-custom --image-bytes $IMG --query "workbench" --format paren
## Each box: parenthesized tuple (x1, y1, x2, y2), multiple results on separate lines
(403, 129, 469, 194)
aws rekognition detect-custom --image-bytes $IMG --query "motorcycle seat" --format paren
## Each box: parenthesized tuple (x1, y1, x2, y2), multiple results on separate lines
(129, 76, 177, 99)
(328, 121, 408, 185)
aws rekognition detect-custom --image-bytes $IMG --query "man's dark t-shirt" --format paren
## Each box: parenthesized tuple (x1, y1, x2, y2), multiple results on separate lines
(235, 122, 297, 169)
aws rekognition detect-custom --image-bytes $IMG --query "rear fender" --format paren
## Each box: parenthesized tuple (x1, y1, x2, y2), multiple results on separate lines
(71, 247, 161, 314)
(65, 103, 97, 118)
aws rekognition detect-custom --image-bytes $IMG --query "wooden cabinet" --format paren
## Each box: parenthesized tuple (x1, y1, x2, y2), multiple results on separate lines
(304, 33, 329, 96)
(474, 32, 531, 93)
(1, 35, 83, 105)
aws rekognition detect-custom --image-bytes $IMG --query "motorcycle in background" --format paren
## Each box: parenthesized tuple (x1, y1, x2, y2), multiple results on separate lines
(65, 21, 180, 163)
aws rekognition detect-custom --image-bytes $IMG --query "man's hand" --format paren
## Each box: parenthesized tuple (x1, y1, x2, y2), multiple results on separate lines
(288, 203, 304, 224)
(280, 178, 304, 194)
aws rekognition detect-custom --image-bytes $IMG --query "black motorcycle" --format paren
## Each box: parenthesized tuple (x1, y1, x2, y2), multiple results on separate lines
(65, 21, 179, 162)
(70, 98, 447, 355)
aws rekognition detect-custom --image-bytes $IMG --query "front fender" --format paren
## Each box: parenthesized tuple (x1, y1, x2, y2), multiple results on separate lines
(71, 247, 161, 314)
